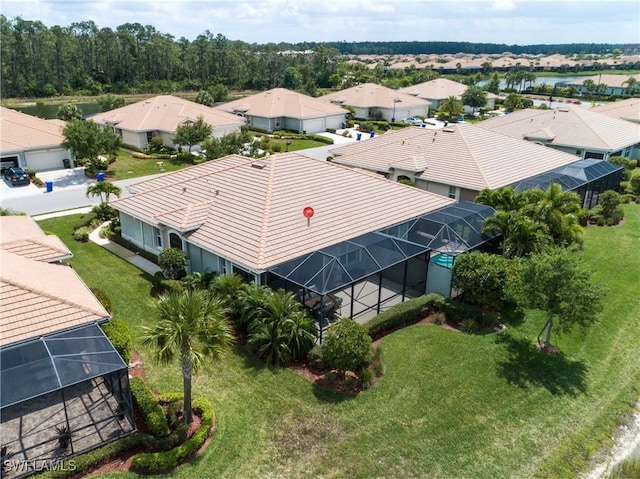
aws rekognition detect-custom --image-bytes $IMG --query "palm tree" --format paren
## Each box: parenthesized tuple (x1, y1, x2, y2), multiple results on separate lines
(524, 183, 581, 247)
(86, 181, 121, 204)
(246, 288, 317, 366)
(141, 289, 234, 424)
(483, 210, 549, 258)
(623, 77, 637, 95)
(437, 96, 464, 122)
(209, 273, 245, 317)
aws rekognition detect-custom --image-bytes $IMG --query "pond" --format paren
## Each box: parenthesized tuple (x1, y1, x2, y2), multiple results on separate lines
(10, 102, 103, 119)
(479, 75, 592, 90)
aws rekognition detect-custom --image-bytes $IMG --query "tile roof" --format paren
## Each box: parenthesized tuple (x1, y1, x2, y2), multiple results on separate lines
(112, 153, 454, 271)
(215, 88, 347, 119)
(89, 95, 245, 132)
(0, 248, 108, 347)
(591, 98, 640, 124)
(0, 216, 72, 262)
(567, 74, 640, 89)
(319, 83, 431, 108)
(330, 123, 580, 191)
(0, 107, 66, 153)
(477, 106, 640, 152)
(399, 78, 498, 101)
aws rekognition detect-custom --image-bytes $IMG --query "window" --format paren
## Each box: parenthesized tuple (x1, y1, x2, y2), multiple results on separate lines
(448, 185, 457, 199)
(153, 227, 162, 248)
(146, 132, 153, 143)
(169, 232, 182, 250)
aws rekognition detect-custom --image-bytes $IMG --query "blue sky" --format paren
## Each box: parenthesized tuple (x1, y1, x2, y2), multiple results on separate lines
(2, 0, 639, 45)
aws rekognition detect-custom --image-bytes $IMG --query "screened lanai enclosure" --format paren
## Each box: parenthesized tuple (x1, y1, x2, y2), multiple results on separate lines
(0, 324, 134, 478)
(268, 202, 498, 337)
(509, 158, 624, 209)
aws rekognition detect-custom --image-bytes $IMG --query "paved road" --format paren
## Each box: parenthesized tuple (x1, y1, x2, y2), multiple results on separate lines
(0, 168, 160, 216)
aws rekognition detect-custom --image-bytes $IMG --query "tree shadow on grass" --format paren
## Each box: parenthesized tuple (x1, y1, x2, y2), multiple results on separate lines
(495, 333, 588, 397)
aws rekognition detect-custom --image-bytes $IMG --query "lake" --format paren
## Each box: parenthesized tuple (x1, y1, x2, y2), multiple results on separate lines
(479, 75, 591, 90)
(10, 102, 103, 119)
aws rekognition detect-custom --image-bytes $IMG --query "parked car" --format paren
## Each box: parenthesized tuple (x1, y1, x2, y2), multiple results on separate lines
(402, 117, 425, 126)
(4, 167, 31, 186)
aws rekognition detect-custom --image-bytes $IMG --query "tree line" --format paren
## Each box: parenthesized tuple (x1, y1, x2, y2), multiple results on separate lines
(0, 16, 341, 98)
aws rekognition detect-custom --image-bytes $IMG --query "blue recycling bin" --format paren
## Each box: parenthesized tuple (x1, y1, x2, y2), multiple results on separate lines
(356, 133, 362, 141)
(369, 130, 375, 138)
(96, 172, 105, 182)
(45, 181, 53, 192)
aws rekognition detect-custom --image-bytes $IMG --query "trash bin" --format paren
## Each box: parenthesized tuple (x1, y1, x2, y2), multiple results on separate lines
(356, 133, 362, 141)
(369, 130, 375, 138)
(45, 181, 53, 192)
(96, 172, 105, 182)
(62, 158, 71, 168)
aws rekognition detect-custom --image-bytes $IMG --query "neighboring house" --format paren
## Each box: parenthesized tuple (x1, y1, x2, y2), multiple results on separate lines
(477, 106, 640, 161)
(111, 153, 497, 319)
(0, 216, 134, 476)
(566, 74, 640, 96)
(591, 98, 640, 124)
(319, 83, 430, 122)
(329, 123, 587, 201)
(90, 95, 245, 151)
(399, 78, 498, 114)
(0, 107, 73, 172)
(214, 88, 347, 133)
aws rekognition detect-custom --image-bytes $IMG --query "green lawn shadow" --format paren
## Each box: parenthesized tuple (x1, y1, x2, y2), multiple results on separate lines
(495, 333, 588, 397)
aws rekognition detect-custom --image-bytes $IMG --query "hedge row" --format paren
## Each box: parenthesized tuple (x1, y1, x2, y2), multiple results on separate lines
(271, 130, 335, 145)
(129, 377, 169, 438)
(100, 317, 132, 364)
(365, 293, 444, 339)
(129, 396, 214, 474)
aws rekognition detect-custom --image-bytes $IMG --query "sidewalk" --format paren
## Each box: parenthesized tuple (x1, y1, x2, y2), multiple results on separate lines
(89, 222, 161, 276)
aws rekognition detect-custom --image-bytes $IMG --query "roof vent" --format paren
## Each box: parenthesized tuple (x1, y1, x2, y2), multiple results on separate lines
(251, 162, 266, 170)
(442, 128, 456, 133)
(558, 108, 570, 112)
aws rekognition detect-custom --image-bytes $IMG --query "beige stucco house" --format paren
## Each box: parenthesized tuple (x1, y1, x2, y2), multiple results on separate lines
(0, 107, 73, 172)
(319, 83, 430, 122)
(477, 105, 640, 161)
(214, 88, 347, 133)
(399, 78, 498, 114)
(329, 123, 583, 201)
(567, 74, 640, 97)
(90, 95, 245, 151)
(1, 216, 134, 470)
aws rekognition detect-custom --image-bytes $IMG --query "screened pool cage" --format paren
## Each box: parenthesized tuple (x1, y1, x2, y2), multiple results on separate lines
(268, 202, 498, 338)
(509, 158, 624, 209)
(0, 323, 134, 478)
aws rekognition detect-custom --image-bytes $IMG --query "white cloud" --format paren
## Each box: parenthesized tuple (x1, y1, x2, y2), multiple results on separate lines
(0, 0, 637, 44)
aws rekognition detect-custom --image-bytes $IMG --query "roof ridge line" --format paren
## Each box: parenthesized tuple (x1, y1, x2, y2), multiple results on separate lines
(256, 158, 276, 269)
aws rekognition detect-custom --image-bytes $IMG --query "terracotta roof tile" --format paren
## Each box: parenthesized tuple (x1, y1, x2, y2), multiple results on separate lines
(0, 107, 66, 152)
(320, 83, 431, 108)
(330, 123, 581, 191)
(113, 153, 455, 271)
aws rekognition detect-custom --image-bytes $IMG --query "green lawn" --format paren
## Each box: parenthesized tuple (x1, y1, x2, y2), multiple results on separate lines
(104, 151, 192, 181)
(269, 138, 329, 152)
(37, 203, 640, 478)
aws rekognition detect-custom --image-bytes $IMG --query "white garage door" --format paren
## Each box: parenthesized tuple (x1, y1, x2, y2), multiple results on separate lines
(24, 149, 69, 172)
(302, 118, 325, 134)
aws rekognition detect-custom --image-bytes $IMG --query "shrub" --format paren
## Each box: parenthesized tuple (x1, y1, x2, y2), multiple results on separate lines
(308, 345, 324, 369)
(100, 317, 132, 364)
(130, 396, 214, 474)
(73, 211, 98, 231)
(452, 252, 513, 311)
(597, 217, 605, 226)
(459, 318, 477, 333)
(360, 368, 375, 389)
(25, 169, 37, 178)
(630, 176, 640, 196)
(91, 203, 117, 221)
(73, 226, 91, 242)
(366, 293, 444, 339)
(433, 311, 447, 325)
(132, 152, 153, 159)
(129, 377, 169, 437)
(90, 287, 113, 313)
(31, 176, 44, 187)
(577, 208, 590, 227)
(323, 318, 372, 376)
(158, 248, 187, 279)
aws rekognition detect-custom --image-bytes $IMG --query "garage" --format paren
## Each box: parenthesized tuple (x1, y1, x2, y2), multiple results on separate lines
(0, 156, 19, 174)
(24, 148, 69, 172)
(302, 117, 326, 134)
